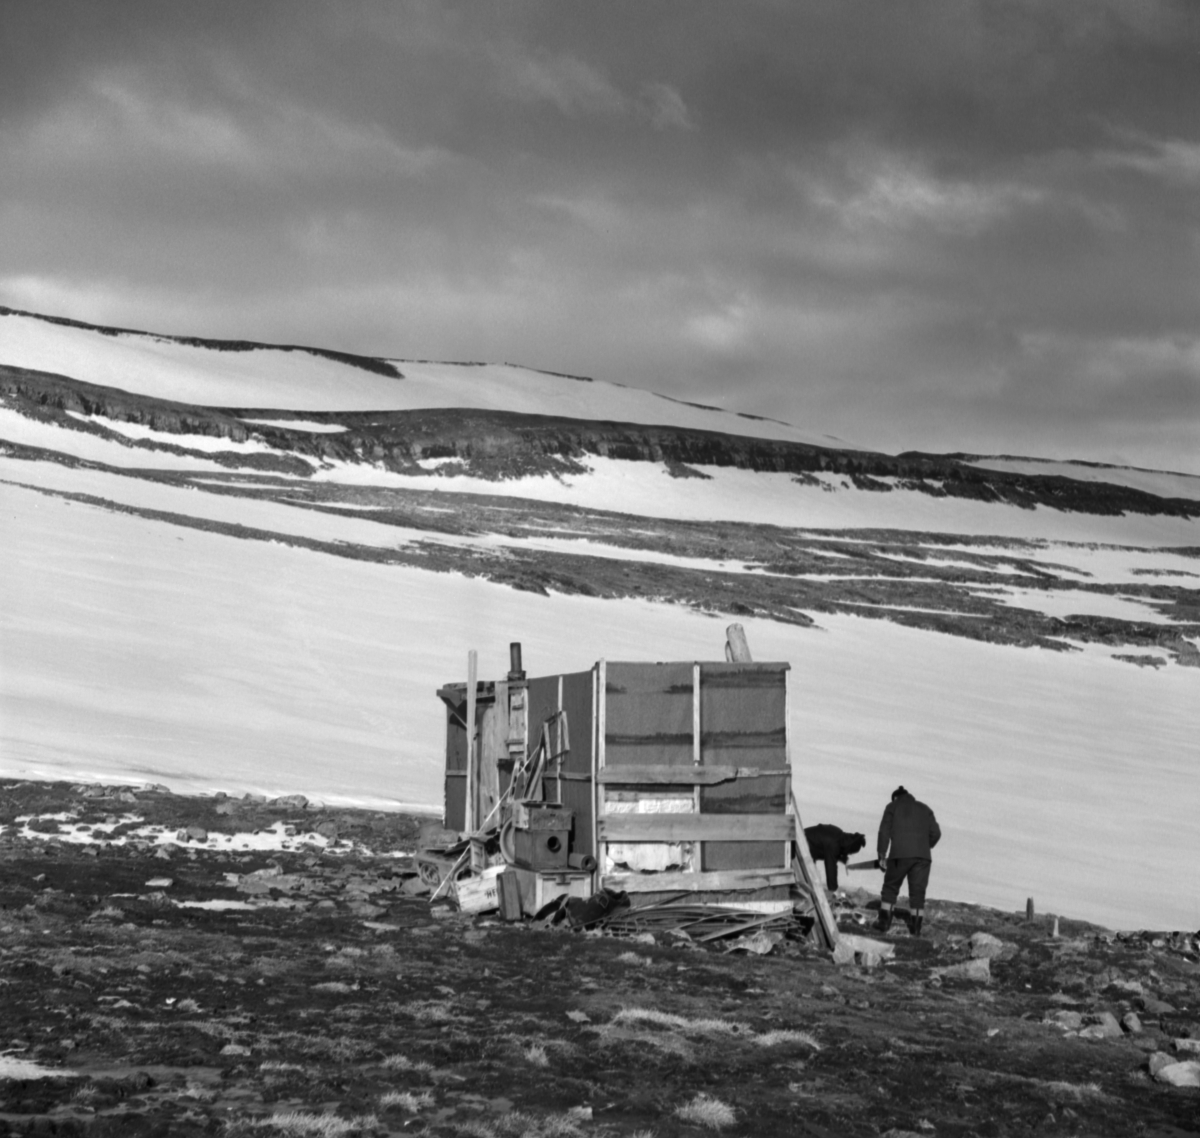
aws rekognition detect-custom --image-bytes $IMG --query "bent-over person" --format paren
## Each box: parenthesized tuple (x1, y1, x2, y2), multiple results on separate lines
(874, 785, 941, 936)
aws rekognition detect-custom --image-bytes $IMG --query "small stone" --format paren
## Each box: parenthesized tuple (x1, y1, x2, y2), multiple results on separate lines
(1137, 995, 1176, 1015)
(215, 802, 238, 815)
(1148, 1052, 1176, 1077)
(1046, 1010, 1084, 1030)
(153, 848, 171, 860)
(934, 958, 991, 984)
(1122, 1012, 1144, 1034)
(316, 821, 339, 839)
(220, 1043, 251, 1056)
(1175, 1038, 1200, 1055)
(271, 794, 309, 810)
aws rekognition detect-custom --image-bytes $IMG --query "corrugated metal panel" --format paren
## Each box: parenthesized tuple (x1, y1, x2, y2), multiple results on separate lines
(559, 670, 594, 777)
(444, 715, 467, 831)
(699, 663, 789, 872)
(605, 662, 694, 767)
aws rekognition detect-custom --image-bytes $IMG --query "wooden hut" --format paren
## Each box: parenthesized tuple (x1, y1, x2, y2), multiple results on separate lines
(436, 630, 834, 933)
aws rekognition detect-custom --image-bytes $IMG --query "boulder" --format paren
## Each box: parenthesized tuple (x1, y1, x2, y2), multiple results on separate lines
(1154, 1059, 1200, 1088)
(969, 932, 1015, 960)
(1078, 1011, 1123, 1040)
(1122, 1012, 1144, 1035)
(271, 794, 309, 810)
(1174, 1038, 1200, 1055)
(934, 958, 991, 984)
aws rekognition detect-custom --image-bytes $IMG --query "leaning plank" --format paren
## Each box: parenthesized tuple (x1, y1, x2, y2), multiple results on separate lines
(605, 869, 795, 894)
(597, 765, 790, 786)
(598, 813, 794, 842)
(789, 788, 840, 952)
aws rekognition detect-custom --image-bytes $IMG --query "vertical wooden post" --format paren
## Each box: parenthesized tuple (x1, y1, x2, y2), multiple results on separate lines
(465, 649, 477, 834)
(692, 662, 702, 874)
(595, 659, 607, 885)
(1025, 897, 1035, 922)
(783, 664, 793, 872)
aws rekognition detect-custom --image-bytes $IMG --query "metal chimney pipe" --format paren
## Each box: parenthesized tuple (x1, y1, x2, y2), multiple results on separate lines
(508, 641, 525, 681)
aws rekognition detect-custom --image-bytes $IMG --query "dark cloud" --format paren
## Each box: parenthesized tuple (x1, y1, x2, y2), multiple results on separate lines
(1, 0, 1198, 472)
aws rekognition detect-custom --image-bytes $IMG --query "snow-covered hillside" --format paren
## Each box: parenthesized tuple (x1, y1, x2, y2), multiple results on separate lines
(0, 308, 851, 447)
(2, 309, 1197, 931)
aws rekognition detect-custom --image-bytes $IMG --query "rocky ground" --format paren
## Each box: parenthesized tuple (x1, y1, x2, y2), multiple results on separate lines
(1, 781, 1198, 1138)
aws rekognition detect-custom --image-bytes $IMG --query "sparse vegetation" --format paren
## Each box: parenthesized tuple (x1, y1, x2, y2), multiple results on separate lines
(675, 1092, 737, 1129)
(0, 779, 1197, 1138)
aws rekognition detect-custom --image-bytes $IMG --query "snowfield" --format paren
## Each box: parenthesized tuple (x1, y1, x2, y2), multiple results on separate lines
(3, 477, 1197, 931)
(2, 309, 1198, 933)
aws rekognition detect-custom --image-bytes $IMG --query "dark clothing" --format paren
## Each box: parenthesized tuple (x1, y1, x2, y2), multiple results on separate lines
(878, 792, 940, 912)
(877, 793, 941, 862)
(804, 824, 866, 891)
(881, 856, 932, 908)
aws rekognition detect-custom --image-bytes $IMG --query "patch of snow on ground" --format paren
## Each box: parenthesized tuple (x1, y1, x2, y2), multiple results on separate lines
(966, 457, 1200, 501)
(0, 1056, 82, 1080)
(979, 586, 1180, 624)
(308, 456, 1200, 545)
(240, 418, 348, 433)
(0, 407, 260, 472)
(64, 411, 277, 454)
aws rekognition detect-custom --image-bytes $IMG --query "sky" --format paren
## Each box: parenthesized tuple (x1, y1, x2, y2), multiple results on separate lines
(2, 0, 1199, 472)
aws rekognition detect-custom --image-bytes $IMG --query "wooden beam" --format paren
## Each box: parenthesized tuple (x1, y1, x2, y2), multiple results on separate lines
(789, 788, 840, 953)
(597, 765, 790, 786)
(692, 662, 702, 873)
(465, 650, 477, 835)
(605, 869, 795, 894)
(725, 623, 753, 662)
(597, 813, 794, 842)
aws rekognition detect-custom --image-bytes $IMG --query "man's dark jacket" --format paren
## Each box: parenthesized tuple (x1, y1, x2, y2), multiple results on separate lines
(877, 792, 941, 861)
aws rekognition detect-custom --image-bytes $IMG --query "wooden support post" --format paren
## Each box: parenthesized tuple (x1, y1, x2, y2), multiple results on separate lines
(725, 623, 752, 662)
(1026, 897, 1035, 922)
(465, 650, 478, 835)
(790, 789, 840, 953)
(594, 659, 607, 884)
(692, 662, 702, 874)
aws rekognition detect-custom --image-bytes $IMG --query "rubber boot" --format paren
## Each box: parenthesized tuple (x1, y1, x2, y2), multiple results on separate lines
(873, 908, 893, 934)
(909, 914, 924, 937)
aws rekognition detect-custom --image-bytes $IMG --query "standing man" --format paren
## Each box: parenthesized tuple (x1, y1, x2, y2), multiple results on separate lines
(874, 785, 941, 936)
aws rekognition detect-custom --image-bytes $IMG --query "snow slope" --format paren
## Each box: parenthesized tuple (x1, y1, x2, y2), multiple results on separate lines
(3, 308, 1198, 933)
(3, 477, 1196, 932)
(0, 309, 851, 447)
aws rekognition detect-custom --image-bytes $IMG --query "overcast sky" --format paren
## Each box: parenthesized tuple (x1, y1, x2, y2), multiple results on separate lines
(2, 1, 1198, 471)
